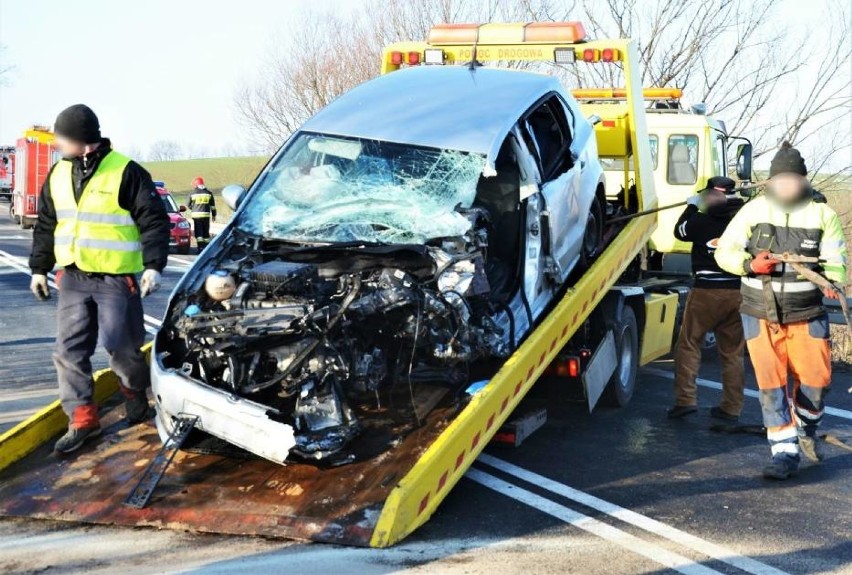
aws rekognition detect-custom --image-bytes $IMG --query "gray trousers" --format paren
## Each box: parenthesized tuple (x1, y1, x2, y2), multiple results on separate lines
(54, 268, 149, 422)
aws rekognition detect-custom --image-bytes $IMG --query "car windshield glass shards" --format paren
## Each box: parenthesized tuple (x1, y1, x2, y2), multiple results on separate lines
(239, 133, 486, 244)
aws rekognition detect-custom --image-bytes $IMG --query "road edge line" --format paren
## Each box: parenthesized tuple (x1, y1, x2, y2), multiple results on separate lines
(478, 454, 790, 575)
(466, 468, 723, 575)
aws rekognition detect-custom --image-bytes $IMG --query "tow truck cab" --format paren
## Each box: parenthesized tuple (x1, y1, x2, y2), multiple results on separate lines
(577, 89, 752, 263)
(154, 181, 192, 254)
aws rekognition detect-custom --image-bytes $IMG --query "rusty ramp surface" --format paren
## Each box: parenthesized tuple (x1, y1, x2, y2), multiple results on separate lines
(0, 400, 456, 546)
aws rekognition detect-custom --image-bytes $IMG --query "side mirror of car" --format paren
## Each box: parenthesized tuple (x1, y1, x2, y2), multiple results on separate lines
(221, 184, 247, 211)
(735, 142, 753, 181)
(587, 114, 602, 126)
(179, 205, 187, 212)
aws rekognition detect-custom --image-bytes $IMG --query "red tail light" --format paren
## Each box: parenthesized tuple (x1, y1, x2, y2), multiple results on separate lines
(567, 357, 580, 378)
(601, 48, 621, 62)
(407, 51, 421, 65)
(390, 51, 403, 65)
(582, 48, 599, 63)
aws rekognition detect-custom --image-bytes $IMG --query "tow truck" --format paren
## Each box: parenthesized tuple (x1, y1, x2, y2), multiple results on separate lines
(0, 22, 752, 547)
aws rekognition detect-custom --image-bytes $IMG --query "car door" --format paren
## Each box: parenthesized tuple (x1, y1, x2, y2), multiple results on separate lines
(520, 95, 581, 284)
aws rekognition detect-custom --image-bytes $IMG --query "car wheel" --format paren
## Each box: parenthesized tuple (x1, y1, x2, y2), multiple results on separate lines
(601, 306, 639, 407)
(579, 196, 603, 268)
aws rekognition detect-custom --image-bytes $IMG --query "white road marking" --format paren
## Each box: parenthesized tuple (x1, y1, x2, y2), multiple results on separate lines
(168, 255, 194, 267)
(0, 249, 158, 335)
(0, 388, 57, 403)
(0, 235, 28, 240)
(643, 367, 852, 420)
(0, 409, 41, 425)
(478, 454, 790, 575)
(467, 468, 724, 575)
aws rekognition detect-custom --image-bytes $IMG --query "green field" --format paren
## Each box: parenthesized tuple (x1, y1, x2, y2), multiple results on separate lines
(142, 156, 269, 217)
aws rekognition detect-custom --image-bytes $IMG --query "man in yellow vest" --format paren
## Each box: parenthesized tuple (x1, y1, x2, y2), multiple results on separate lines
(28, 104, 170, 453)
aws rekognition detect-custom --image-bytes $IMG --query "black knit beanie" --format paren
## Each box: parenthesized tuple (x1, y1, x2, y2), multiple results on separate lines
(769, 141, 807, 177)
(54, 104, 101, 144)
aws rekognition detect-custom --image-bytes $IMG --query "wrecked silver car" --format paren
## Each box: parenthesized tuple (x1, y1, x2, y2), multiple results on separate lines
(152, 66, 605, 463)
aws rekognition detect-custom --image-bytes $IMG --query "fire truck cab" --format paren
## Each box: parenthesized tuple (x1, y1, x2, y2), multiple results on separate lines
(10, 127, 58, 230)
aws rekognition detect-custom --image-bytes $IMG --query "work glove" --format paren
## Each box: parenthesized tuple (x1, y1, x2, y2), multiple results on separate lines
(30, 273, 50, 301)
(750, 251, 780, 275)
(686, 194, 702, 208)
(823, 287, 842, 300)
(140, 269, 162, 298)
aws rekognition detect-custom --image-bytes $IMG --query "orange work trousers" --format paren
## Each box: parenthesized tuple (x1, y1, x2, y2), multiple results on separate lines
(742, 314, 831, 456)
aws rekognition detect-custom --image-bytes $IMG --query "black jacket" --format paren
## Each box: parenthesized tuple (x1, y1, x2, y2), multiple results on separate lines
(673, 204, 740, 289)
(29, 139, 170, 275)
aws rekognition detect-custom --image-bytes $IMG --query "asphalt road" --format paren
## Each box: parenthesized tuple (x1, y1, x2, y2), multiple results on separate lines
(0, 213, 850, 575)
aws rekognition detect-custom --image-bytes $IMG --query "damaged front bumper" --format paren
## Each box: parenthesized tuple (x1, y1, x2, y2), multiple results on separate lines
(151, 341, 296, 464)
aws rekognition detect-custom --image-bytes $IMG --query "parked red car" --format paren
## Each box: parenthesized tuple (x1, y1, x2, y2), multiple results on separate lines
(155, 181, 192, 254)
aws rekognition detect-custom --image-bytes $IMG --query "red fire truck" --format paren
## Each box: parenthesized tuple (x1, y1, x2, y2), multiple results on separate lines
(9, 127, 58, 229)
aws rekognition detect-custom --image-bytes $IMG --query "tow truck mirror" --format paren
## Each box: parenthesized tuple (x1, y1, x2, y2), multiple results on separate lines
(735, 143, 753, 181)
(222, 184, 247, 210)
(179, 205, 187, 212)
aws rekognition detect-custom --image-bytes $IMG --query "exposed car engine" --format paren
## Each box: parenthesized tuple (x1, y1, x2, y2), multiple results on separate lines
(158, 212, 508, 461)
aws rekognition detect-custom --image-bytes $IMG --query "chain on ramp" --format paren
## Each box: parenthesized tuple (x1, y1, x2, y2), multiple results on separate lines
(123, 414, 198, 509)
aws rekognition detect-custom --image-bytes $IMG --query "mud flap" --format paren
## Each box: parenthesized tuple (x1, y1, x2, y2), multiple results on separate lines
(583, 330, 617, 411)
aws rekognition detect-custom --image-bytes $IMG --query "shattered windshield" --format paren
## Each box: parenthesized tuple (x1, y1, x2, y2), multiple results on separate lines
(238, 133, 487, 244)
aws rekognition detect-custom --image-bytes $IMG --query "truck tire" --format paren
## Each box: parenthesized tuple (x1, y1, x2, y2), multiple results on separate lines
(601, 306, 639, 407)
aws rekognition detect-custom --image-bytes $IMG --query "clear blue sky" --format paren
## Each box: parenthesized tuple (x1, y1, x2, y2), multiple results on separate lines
(0, 0, 350, 156)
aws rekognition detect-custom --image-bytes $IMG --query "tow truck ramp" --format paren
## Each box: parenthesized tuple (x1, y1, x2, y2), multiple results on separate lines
(0, 33, 666, 547)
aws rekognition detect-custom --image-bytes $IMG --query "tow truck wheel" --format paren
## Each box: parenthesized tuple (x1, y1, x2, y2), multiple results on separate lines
(601, 306, 638, 407)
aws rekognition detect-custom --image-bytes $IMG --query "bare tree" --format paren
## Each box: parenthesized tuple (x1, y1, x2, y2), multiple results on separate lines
(124, 145, 145, 162)
(0, 45, 14, 87)
(235, 0, 573, 151)
(235, 0, 850, 181)
(148, 140, 183, 162)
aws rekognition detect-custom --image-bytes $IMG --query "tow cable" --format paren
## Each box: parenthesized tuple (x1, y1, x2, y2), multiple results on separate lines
(606, 180, 767, 225)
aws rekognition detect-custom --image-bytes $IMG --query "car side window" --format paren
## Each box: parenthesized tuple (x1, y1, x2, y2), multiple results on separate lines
(523, 95, 573, 181)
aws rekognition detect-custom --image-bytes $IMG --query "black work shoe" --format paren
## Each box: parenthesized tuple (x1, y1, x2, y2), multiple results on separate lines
(54, 425, 102, 454)
(126, 394, 154, 424)
(799, 435, 824, 463)
(762, 456, 799, 480)
(667, 405, 698, 419)
(710, 407, 739, 422)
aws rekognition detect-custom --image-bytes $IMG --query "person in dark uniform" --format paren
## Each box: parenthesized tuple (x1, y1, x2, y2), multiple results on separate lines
(668, 176, 746, 421)
(188, 176, 216, 252)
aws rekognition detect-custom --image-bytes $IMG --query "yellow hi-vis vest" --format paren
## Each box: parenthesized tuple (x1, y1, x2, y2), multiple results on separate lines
(51, 151, 143, 274)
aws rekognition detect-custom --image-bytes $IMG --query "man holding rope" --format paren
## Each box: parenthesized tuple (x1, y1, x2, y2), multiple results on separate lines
(715, 142, 847, 480)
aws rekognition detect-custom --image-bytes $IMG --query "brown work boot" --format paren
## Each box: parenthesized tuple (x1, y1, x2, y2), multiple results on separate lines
(667, 405, 698, 419)
(126, 394, 154, 424)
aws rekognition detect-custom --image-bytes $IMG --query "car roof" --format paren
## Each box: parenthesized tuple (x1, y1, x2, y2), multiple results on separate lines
(300, 66, 563, 164)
